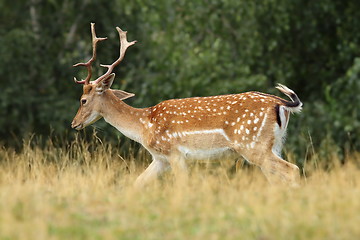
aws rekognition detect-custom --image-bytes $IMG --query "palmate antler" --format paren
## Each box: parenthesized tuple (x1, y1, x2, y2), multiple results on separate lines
(73, 23, 136, 85)
(73, 23, 107, 85)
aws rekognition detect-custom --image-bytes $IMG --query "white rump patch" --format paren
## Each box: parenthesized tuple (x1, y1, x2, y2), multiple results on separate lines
(272, 107, 289, 157)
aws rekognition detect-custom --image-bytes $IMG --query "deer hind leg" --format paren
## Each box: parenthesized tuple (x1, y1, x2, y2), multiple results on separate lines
(134, 156, 170, 189)
(233, 147, 300, 187)
(259, 107, 299, 187)
(235, 157, 247, 173)
(260, 153, 300, 187)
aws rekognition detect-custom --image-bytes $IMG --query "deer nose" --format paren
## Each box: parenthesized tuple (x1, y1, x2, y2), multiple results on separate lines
(71, 120, 82, 130)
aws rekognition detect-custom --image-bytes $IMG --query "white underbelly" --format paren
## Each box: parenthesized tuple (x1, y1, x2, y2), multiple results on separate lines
(177, 145, 236, 161)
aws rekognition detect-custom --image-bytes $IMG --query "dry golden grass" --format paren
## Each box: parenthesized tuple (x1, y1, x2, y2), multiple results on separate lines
(0, 138, 360, 240)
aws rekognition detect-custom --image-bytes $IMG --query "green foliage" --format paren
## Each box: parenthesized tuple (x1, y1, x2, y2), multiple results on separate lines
(325, 58, 360, 150)
(1, 0, 360, 161)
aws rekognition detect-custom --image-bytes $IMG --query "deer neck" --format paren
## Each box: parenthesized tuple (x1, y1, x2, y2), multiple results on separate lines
(98, 91, 148, 144)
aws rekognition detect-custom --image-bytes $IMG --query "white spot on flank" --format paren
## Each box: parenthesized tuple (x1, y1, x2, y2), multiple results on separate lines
(245, 128, 250, 134)
(237, 117, 241, 122)
(247, 120, 252, 124)
(139, 118, 146, 125)
(254, 118, 259, 124)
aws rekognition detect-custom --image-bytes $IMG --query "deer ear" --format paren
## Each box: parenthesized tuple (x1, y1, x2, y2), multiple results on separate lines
(97, 73, 116, 92)
(111, 89, 135, 100)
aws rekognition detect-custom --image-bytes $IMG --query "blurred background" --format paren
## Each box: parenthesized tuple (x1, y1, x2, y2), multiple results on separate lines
(1, 0, 360, 166)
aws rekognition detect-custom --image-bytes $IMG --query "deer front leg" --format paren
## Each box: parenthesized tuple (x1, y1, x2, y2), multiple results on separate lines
(169, 152, 189, 186)
(134, 157, 170, 189)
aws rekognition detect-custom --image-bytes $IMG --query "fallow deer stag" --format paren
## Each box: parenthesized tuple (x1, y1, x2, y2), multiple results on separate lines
(71, 23, 303, 188)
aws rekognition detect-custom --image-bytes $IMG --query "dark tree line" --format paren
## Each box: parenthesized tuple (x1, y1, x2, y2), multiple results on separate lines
(1, 0, 360, 164)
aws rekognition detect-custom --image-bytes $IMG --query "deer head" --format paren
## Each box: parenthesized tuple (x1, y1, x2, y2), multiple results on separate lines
(71, 23, 136, 130)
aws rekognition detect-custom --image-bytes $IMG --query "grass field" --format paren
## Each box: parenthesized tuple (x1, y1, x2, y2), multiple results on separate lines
(1, 138, 360, 240)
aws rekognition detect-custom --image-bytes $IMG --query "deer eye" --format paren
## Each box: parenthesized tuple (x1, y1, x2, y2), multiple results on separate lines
(81, 99, 87, 105)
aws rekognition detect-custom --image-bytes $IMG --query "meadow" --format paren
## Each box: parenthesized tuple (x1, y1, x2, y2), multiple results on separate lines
(0, 137, 360, 240)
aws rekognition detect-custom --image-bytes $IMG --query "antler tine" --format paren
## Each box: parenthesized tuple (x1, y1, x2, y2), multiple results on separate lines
(73, 22, 107, 85)
(93, 27, 137, 84)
